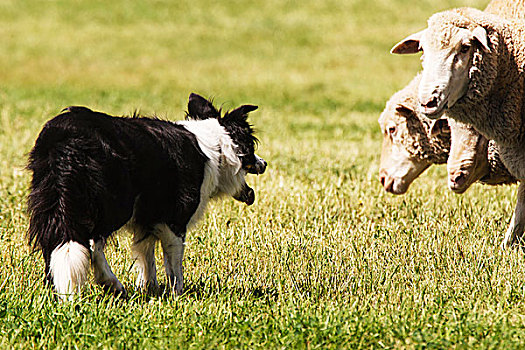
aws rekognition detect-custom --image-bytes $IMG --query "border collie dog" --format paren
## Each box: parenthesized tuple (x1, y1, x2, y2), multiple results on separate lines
(27, 93, 267, 299)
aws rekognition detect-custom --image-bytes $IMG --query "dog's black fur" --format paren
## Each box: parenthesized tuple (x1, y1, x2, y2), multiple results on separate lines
(27, 93, 265, 295)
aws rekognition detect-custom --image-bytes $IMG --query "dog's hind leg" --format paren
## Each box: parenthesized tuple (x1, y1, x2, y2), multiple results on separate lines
(156, 224, 185, 295)
(90, 239, 127, 297)
(131, 227, 159, 293)
(49, 241, 91, 300)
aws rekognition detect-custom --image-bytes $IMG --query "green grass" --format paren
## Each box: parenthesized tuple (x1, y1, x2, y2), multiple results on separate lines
(4, 0, 525, 348)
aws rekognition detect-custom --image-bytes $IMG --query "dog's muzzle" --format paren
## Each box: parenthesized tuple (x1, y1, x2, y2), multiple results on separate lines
(233, 184, 255, 206)
(236, 155, 266, 205)
(246, 154, 267, 175)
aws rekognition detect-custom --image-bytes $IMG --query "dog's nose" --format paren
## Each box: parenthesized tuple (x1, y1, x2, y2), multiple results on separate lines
(254, 155, 267, 174)
(256, 161, 267, 174)
(260, 159, 267, 172)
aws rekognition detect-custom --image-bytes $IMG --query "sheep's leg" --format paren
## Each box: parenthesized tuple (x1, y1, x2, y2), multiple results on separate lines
(502, 182, 525, 249)
(90, 239, 127, 297)
(131, 229, 159, 293)
(156, 223, 185, 295)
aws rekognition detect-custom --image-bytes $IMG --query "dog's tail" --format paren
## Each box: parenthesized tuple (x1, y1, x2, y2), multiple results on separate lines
(27, 122, 100, 298)
(48, 241, 90, 299)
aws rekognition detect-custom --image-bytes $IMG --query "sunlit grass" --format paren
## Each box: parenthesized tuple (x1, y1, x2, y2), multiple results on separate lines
(5, 0, 525, 348)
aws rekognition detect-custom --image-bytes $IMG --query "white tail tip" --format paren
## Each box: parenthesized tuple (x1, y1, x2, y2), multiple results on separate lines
(50, 241, 90, 300)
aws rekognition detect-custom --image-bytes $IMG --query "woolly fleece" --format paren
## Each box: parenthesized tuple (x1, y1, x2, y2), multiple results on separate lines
(428, 8, 525, 180)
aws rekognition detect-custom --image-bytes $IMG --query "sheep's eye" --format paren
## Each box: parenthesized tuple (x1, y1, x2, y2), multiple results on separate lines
(388, 125, 397, 136)
(460, 44, 471, 54)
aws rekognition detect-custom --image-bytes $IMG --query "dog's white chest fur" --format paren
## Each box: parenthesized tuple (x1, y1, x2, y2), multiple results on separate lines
(178, 118, 241, 230)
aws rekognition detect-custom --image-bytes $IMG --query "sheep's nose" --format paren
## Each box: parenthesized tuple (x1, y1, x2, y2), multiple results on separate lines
(449, 171, 470, 193)
(379, 169, 395, 192)
(421, 95, 438, 109)
(379, 170, 388, 187)
(380, 174, 386, 186)
(452, 172, 466, 187)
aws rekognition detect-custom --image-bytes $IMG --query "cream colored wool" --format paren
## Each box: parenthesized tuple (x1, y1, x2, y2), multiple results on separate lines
(380, 74, 516, 186)
(482, 141, 518, 185)
(380, 0, 525, 189)
(485, 0, 525, 18)
(379, 74, 450, 165)
(430, 8, 525, 179)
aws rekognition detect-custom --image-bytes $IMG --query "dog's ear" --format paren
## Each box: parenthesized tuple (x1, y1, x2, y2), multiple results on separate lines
(187, 93, 220, 120)
(224, 105, 258, 122)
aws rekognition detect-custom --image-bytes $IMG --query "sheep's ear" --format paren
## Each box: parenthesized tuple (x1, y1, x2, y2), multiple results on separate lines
(395, 103, 415, 116)
(430, 118, 450, 137)
(472, 27, 490, 52)
(391, 30, 425, 54)
(187, 93, 220, 120)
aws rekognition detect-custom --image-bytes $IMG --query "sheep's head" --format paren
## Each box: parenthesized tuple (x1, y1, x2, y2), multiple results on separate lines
(391, 9, 490, 120)
(446, 118, 490, 193)
(378, 82, 450, 194)
(378, 105, 429, 194)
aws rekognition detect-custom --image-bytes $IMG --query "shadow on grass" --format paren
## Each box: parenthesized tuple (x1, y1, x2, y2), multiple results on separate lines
(118, 280, 280, 304)
(28, 275, 280, 305)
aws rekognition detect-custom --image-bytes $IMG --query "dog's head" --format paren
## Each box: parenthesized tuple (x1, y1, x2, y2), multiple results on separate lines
(187, 93, 267, 205)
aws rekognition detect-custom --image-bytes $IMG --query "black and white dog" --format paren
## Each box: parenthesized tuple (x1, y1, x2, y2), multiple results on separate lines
(27, 93, 267, 299)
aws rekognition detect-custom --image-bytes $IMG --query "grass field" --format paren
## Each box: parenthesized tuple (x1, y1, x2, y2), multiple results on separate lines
(3, 0, 525, 348)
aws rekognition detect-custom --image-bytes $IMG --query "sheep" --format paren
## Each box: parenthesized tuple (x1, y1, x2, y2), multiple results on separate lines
(447, 118, 517, 189)
(483, 141, 518, 186)
(381, 0, 524, 194)
(378, 74, 516, 195)
(378, 74, 449, 195)
(445, 117, 491, 193)
(485, 0, 525, 18)
(391, 7, 525, 248)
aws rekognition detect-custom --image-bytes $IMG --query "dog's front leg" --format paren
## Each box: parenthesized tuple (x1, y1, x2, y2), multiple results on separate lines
(90, 238, 127, 297)
(156, 223, 185, 295)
